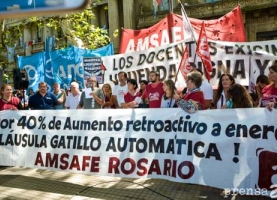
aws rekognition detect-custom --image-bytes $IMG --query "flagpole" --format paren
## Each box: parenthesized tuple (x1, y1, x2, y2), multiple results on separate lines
(178, 0, 196, 42)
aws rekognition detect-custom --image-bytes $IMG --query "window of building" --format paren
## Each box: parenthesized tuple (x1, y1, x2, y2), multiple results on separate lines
(257, 30, 277, 41)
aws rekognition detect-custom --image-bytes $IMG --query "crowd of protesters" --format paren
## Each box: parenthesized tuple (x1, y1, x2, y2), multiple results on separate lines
(1, 62, 277, 112)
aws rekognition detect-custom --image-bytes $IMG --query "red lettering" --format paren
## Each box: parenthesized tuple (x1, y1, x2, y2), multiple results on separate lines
(34, 152, 44, 166)
(108, 157, 120, 174)
(121, 158, 136, 175)
(69, 155, 81, 170)
(178, 161, 194, 179)
(60, 153, 69, 170)
(137, 158, 148, 176)
(91, 157, 100, 172)
(148, 159, 161, 175)
(82, 156, 91, 171)
(46, 153, 58, 168)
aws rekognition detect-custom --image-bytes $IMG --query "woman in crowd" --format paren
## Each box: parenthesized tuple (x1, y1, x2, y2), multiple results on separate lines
(255, 74, 271, 103)
(121, 79, 141, 108)
(139, 80, 149, 106)
(225, 84, 253, 108)
(174, 71, 204, 113)
(213, 73, 235, 109)
(261, 62, 277, 107)
(102, 83, 116, 109)
(0, 84, 23, 111)
(160, 79, 177, 108)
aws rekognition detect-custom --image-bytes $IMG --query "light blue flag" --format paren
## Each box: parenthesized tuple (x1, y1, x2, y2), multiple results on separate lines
(17, 52, 45, 92)
(50, 43, 114, 89)
(44, 36, 56, 89)
(17, 43, 114, 91)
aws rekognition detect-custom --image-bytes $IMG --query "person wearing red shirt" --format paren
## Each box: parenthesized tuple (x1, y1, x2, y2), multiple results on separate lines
(144, 70, 164, 108)
(174, 71, 204, 113)
(261, 62, 277, 107)
(121, 79, 141, 108)
(0, 84, 22, 111)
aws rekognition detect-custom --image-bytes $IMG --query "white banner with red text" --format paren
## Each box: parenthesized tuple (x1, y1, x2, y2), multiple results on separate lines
(103, 39, 277, 91)
(0, 108, 276, 194)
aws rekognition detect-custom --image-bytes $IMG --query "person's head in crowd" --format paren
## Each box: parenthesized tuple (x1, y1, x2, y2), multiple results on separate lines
(227, 84, 253, 108)
(1, 84, 13, 99)
(256, 75, 271, 90)
(127, 79, 138, 92)
(70, 81, 79, 95)
(28, 88, 34, 96)
(139, 80, 148, 92)
(163, 79, 176, 98)
(118, 71, 128, 85)
(86, 76, 99, 88)
(186, 70, 202, 91)
(102, 83, 112, 95)
(218, 73, 235, 92)
(52, 82, 61, 94)
(149, 70, 160, 83)
(250, 92, 259, 107)
(268, 62, 277, 83)
(38, 82, 48, 95)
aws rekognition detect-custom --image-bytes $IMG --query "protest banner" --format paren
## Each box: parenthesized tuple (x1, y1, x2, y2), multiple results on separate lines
(103, 39, 277, 89)
(120, 6, 246, 53)
(17, 43, 114, 91)
(0, 108, 276, 196)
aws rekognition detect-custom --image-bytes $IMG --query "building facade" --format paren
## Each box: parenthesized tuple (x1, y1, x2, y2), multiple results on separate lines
(92, 0, 277, 53)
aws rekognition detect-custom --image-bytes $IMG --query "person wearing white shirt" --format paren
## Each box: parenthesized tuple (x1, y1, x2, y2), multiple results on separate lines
(65, 82, 81, 109)
(112, 71, 128, 108)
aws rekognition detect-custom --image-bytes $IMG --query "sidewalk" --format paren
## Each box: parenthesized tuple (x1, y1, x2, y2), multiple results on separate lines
(0, 167, 272, 200)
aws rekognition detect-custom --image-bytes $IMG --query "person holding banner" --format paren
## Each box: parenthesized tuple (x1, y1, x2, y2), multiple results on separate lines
(212, 73, 235, 109)
(52, 83, 66, 109)
(78, 77, 104, 109)
(255, 75, 271, 103)
(112, 71, 128, 108)
(174, 71, 204, 113)
(225, 84, 253, 109)
(144, 70, 164, 108)
(0, 84, 23, 111)
(65, 82, 81, 109)
(121, 79, 141, 108)
(101, 83, 116, 109)
(160, 80, 177, 108)
(261, 63, 277, 107)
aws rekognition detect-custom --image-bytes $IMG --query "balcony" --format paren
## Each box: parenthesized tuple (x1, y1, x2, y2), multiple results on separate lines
(32, 42, 45, 53)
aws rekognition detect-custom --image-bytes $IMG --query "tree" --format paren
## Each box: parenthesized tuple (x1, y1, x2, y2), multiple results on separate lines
(0, 3, 117, 65)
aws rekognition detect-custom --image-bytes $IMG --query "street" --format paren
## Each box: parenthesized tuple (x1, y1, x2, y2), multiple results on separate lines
(0, 166, 272, 200)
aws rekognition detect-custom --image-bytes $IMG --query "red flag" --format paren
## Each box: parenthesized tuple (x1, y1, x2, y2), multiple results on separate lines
(178, 46, 192, 80)
(196, 22, 213, 80)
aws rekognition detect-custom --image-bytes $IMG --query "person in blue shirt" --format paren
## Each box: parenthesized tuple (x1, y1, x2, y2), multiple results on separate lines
(28, 81, 58, 110)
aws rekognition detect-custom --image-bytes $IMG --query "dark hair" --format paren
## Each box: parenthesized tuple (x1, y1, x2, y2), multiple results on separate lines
(269, 62, 277, 73)
(127, 79, 138, 90)
(118, 71, 128, 78)
(140, 80, 149, 85)
(256, 75, 271, 85)
(214, 73, 235, 107)
(227, 84, 252, 108)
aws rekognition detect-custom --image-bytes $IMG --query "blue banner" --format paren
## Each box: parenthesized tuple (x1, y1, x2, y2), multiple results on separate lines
(17, 43, 114, 91)
(17, 51, 45, 92)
